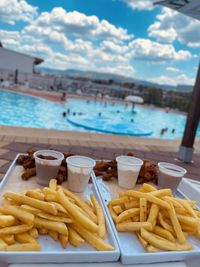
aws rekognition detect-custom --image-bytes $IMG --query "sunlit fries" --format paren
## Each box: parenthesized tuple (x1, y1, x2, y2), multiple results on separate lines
(108, 183, 199, 252)
(0, 179, 113, 252)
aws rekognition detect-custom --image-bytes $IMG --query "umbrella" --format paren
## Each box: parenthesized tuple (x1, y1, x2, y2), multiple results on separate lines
(125, 95, 144, 104)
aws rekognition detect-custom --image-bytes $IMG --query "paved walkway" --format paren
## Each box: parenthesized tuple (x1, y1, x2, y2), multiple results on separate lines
(0, 126, 199, 181)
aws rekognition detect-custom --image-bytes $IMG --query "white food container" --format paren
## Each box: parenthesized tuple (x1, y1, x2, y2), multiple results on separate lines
(0, 154, 120, 264)
(93, 174, 200, 265)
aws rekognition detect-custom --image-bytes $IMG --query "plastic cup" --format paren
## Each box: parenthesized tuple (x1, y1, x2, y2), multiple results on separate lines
(34, 150, 64, 186)
(158, 162, 187, 192)
(66, 155, 96, 193)
(116, 156, 143, 189)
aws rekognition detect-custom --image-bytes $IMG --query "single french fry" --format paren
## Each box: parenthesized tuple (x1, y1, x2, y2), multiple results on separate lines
(177, 214, 198, 230)
(29, 228, 38, 239)
(125, 191, 170, 210)
(57, 188, 98, 233)
(116, 208, 139, 224)
(20, 205, 41, 215)
(124, 200, 139, 209)
(59, 233, 68, 248)
(43, 187, 57, 196)
(141, 183, 157, 192)
(34, 216, 68, 235)
(0, 205, 34, 225)
(140, 198, 147, 222)
(6, 243, 40, 251)
(0, 214, 17, 227)
(158, 212, 174, 234)
(37, 212, 73, 223)
(166, 201, 186, 244)
(0, 224, 32, 236)
(137, 232, 148, 248)
(108, 203, 117, 223)
(149, 189, 172, 198)
(0, 238, 7, 251)
(1, 234, 15, 245)
(51, 202, 69, 215)
(90, 195, 106, 238)
(153, 226, 175, 242)
(112, 205, 123, 214)
(63, 188, 97, 223)
(15, 232, 37, 243)
(141, 228, 193, 251)
(45, 195, 58, 202)
(116, 222, 152, 232)
(147, 245, 157, 252)
(4, 192, 57, 215)
(164, 197, 185, 209)
(72, 223, 114, 251)
(49, 179, 57, 190)
(49, 230, 58, 241)
(147, 204, 159, 229)
(109, 197, 129, 206)
(68, 227, 84, 247)
(38, 228, 48, 235)
(26, 190, 45, 201)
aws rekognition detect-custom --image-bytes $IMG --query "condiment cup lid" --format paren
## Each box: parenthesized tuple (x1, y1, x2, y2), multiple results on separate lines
(66, 155, 96, 168)
(116, 155, 143, 166)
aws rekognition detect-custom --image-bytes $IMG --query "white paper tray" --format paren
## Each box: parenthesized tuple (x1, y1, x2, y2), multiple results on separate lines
(0, 154, 120, 264)
(93, 175, 200, 265)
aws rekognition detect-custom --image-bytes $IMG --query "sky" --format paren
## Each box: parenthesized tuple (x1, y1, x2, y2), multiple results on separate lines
(0, 0, 199, 86)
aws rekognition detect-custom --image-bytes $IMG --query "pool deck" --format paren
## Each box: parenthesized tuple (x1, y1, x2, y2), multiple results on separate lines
(0, 125, 199, 182)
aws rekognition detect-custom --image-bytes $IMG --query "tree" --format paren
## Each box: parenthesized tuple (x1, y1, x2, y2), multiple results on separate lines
(144, 87, 163, 106)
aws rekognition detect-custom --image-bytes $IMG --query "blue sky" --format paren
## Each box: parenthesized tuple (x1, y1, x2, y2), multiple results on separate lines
(0, 0, 199, 86)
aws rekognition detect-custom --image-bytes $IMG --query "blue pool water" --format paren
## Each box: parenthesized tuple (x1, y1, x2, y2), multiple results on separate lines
(0, 89, 199, 139)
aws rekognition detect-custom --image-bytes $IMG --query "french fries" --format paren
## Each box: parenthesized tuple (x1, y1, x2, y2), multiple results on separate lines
(108, 183, 198, 252)
(0, 179, 112, 252)
(68, 227, 84, 247)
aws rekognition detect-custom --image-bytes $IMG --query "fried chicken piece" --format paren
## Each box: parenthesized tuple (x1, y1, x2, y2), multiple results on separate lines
(16, 155, 29, 165)
(22, 168, 36, 180)
(23, 156, 35, 169)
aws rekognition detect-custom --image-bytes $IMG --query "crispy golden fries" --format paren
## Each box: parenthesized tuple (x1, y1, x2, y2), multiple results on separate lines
(90, 195, 106, 238)
(0, 179, 112, 252)
(109, 184, 199, 252)
(57, 188, 98, 233)
(68, 227, 84, 247)
(72, 223, 114, 251)
(0, 205, 34, 225)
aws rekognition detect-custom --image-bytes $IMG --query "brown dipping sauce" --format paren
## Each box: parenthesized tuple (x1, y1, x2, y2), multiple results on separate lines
(37, 154, 57, 160)
(35, 154, 61, 185)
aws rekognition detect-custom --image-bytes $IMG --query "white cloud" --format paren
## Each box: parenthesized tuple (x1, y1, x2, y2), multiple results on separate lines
(149, 73, 195, 86)
(120, 0, 154, 10)
(23, 7, 132, 41)
(166, 67, 181, 73)
(148, 8, 200, 47)
(129, 38, 193, 62)
(0, 0, 37, 24)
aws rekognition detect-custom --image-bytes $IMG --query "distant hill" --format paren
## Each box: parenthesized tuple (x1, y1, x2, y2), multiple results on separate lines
(38, 67, 176, 91)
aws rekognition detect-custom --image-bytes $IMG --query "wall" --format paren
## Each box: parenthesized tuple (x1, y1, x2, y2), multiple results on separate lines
(0, 48, 34, 74)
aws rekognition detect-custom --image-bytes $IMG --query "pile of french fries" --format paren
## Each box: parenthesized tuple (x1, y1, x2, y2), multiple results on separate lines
(108, 183, 200, 252)
(0, 179, 114, 252)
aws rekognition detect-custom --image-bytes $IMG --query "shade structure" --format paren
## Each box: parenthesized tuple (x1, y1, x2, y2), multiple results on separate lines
(154, 0, 200, 163)
(154, 0, 200, 20)
(125, 95, 144, 104)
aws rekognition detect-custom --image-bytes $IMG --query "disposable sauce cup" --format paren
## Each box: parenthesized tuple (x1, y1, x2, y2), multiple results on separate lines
(34, 150, 64, 186)
(66, 155, 96, 193)
(116, 156, 143, 189)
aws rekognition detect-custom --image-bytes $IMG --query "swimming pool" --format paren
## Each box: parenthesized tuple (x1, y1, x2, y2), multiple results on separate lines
(0, 89, 199, 139)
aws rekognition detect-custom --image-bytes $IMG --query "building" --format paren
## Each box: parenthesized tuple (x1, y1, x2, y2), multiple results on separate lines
(0, 42, 43, 74)
(0, 42, 43, 86)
